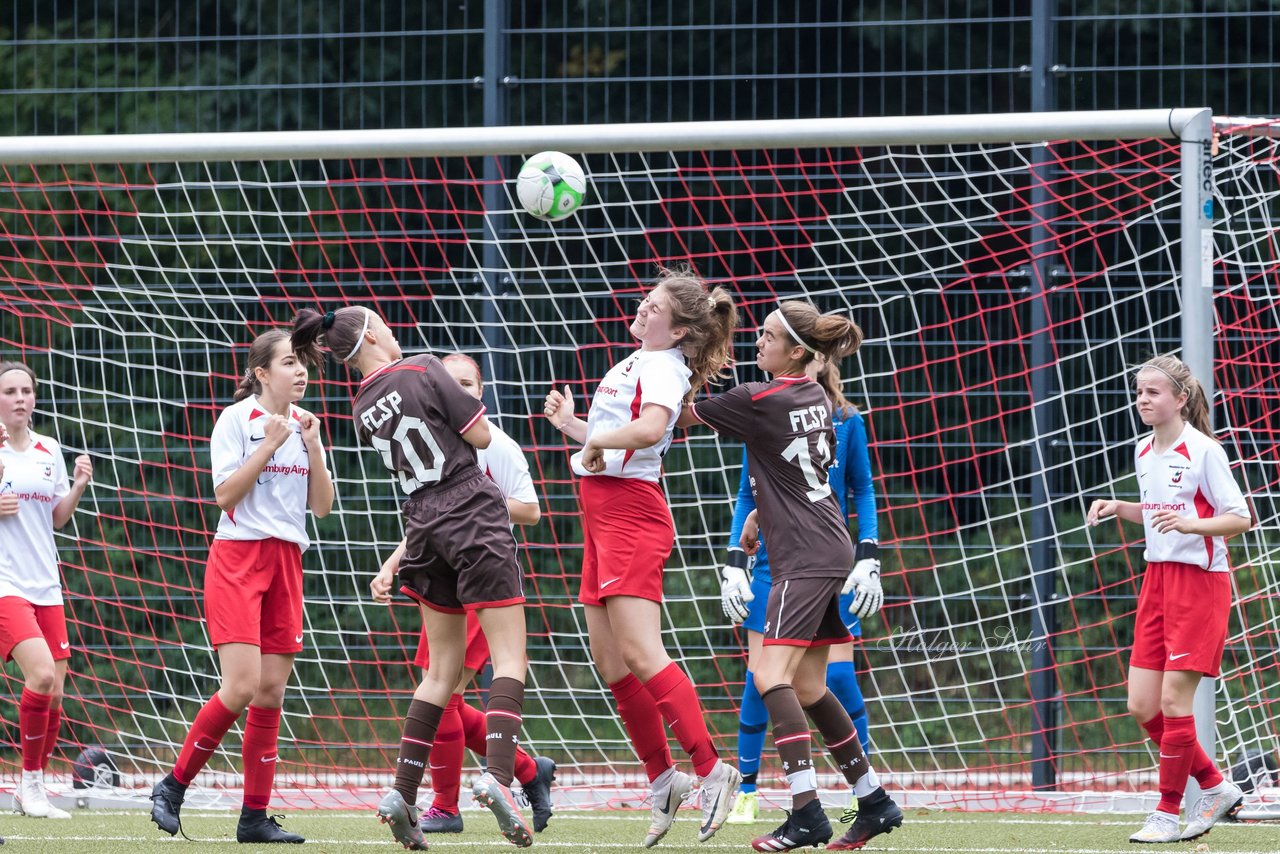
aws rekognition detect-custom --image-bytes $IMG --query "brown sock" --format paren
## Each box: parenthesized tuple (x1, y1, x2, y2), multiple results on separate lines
(805, 689, 873, 790)
(762, 684, 817, 810)
(394, 699, 444, 805)
(484, 677, 526, 787)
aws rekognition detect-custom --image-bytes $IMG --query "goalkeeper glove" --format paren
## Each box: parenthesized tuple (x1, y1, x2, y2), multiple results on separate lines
(720, 548, 754, 625)
(842, 540, 883, 619)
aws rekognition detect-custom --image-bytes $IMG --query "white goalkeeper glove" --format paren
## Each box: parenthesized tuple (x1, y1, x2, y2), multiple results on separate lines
(842, 540, 883, 619)
(720, 549, 754, 625)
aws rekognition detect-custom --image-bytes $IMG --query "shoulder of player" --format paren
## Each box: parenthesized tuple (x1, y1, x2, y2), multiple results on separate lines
(638, 348, 691, 377)
(24, 430, 61, 457)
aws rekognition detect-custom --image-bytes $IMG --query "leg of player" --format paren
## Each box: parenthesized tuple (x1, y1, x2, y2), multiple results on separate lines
(584, 603, 687, 847)
(727, 631, 766, 825)
(750, 645, 832, 852)
(378, 606, 464, 852)
(419, 666, 476, 834)
(825, 642, 869, 823)
(10, 638, 70, 819)
(150, 643, 259, 836)
(796, 651, 902, 852)
(235, 652, 304, 844)
(472, 603, 533, 848)
(605, 595, 740, 843)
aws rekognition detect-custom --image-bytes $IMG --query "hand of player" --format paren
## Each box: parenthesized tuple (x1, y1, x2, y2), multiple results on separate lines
(720, 554, 754, 625)
(0, 422, 8, 446)
(843, 540, 883, 619)
(739, 509, 760, 554)
(263, 414, 292, 451)
(580, 439, 606, 473)
(71, 454, 93, 486)
(298, 410, 322, 448)
(0, 493, 18, 517)
(543, 385, 575, 430)
(370, 557, 397, 604)
(1087, 499, 1119, 526)
(1150, 509, 1197, 535)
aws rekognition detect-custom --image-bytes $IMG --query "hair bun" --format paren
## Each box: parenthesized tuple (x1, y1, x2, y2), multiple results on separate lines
(321, 310, 336, 330)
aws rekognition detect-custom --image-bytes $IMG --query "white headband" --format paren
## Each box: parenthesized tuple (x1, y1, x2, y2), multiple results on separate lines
(344, 309, 373, 361)
(771, 309, 817, 355)
(1137, 364, 1186, 393)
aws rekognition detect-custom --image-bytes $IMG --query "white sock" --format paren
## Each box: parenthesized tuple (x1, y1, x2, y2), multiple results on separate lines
(853, 767, 880, 799)
(786, 768, 818, 799)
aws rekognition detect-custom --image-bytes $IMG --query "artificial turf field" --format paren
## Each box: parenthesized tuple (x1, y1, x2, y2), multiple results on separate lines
(3, 809, 1280, 853)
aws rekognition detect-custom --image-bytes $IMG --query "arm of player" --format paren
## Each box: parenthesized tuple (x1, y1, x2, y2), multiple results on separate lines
(507, 498, 541, 525)
(215, 414, 292, 512)
(544, 385, 589, 444)
(460, 415, 492, 449)
(300, 411, 335, 518)
(52, 455, 93, 529)
(371, 538, 407, 604)
(739, 508, 761, 555)
(578, 404, 671, 473)
(1087, 498, 1142, 526)
(1148, 509, 1252, 537)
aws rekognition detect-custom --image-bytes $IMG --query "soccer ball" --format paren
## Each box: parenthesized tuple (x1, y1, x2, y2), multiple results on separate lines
(516, 151, 587, 221)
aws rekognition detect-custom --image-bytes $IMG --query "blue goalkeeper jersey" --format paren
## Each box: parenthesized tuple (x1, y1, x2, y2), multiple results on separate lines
(727, 407, 879, 586)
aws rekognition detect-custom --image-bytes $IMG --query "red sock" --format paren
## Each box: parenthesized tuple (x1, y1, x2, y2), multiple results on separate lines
(41, 704, 62, 770)
(1141, 713, 1224, 790)
(643, 664, 719, 778)
(173, 693, 241, 786)
(241, 705, 281, 810)
(429, 695, 465, 814)
(454, 695, 538, 785)
(1157, 714, 1200, 814)
(610, 674, 674, 783)
(19, 688, 52, 772)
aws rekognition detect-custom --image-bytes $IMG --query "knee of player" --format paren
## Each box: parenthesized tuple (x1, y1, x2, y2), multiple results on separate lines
(617, 644, 669, 681)
(1158, 691, 1194, 719)
(1126, 695, 1157, 722)
(25, 665, 57, 695)
(219, 681, 258, 712)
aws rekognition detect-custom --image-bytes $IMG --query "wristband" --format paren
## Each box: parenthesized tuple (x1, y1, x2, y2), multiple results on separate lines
(726, 548, 749, 570)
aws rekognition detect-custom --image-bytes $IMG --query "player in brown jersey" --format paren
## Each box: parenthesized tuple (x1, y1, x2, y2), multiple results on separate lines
(681, 301, 903, 852)
(292, 308, 532, 851)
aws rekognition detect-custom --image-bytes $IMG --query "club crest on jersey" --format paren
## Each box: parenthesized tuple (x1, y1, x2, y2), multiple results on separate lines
(623, 357, 638, 374)
(1170, 470, 1184, 484)
(41, 464, 54, 480)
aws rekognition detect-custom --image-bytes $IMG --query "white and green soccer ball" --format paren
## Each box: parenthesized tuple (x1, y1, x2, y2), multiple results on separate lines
(516, 151, 587, 221)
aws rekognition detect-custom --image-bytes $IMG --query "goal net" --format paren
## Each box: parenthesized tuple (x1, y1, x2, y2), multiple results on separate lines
(0, 111, 1276, 813)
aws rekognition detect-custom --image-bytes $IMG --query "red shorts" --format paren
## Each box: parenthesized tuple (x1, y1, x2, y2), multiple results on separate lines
(414, 611, 491, 673)
(204, 538, 305, 655)
(0, 597, 70, 663)
(1130, 561, 1231, 677)
(577, 475, 674, 607)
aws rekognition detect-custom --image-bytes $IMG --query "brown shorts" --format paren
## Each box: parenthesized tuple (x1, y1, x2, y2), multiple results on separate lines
(762, 576, 853, 648)
(399, 470, 524, 613)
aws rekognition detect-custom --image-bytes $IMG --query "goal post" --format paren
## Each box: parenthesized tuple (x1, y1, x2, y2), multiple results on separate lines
(3, 108, 1278, 815)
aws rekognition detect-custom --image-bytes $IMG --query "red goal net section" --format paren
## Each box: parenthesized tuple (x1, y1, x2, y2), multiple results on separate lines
(0, 110, 1276, 815)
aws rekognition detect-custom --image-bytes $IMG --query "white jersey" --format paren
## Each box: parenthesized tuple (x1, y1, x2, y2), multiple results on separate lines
(480, 422, 538, 506)
(0, 431, 71, 605)
(1136, 423, 1250, 572)
(571, 347, 691, 481)
(211, 396, 322, 550)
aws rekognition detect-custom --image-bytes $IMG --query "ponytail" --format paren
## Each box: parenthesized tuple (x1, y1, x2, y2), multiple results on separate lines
(776, 300, 863, 363)
(292, 306, 369, 371)
(653, 265, 739, 399)
(815, 358, 857, 419)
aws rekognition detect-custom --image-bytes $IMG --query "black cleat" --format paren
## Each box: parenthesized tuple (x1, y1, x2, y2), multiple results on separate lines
(419, 806, 464, 833)
(751, 799, 833, 851)
(525, 756, 556, 833)
(237, 808, 305, 844)
(827, 791, 903, 850)
(149, 774, 187, 837)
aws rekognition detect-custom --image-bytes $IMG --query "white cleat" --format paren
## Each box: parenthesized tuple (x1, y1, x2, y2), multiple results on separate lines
(472, 771, 533, 848)
(13, 771, 71, 819)
(644, 768, 693, 848)
(696, 761, 742, 842)
(1128, 810, 1180, 843)
(1180, 780, 1244, 841)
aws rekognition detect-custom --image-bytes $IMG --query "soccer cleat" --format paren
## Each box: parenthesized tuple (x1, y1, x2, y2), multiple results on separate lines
(13, 770, 70, 819)
(697, 760, 742, 842)
(472, 771, 533, 848)
(419, 806, 464, 834)
(149, 774, 187, 835)
(752, 799, 833, 851)
(236, 808, 305, 844)
(727, 790, 760, 824)
(828, 792, 903, 850)
(524, 756, 556, 832)
(1128, 810, 1181, 843)
(644, 768, 694, 848)
(1180, 781, 1244, 841)
(376, 789, 427, 851)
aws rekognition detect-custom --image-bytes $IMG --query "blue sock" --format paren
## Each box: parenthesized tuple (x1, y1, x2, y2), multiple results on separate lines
(737, 671, 768, 793)
(826, 660, 869, 752)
